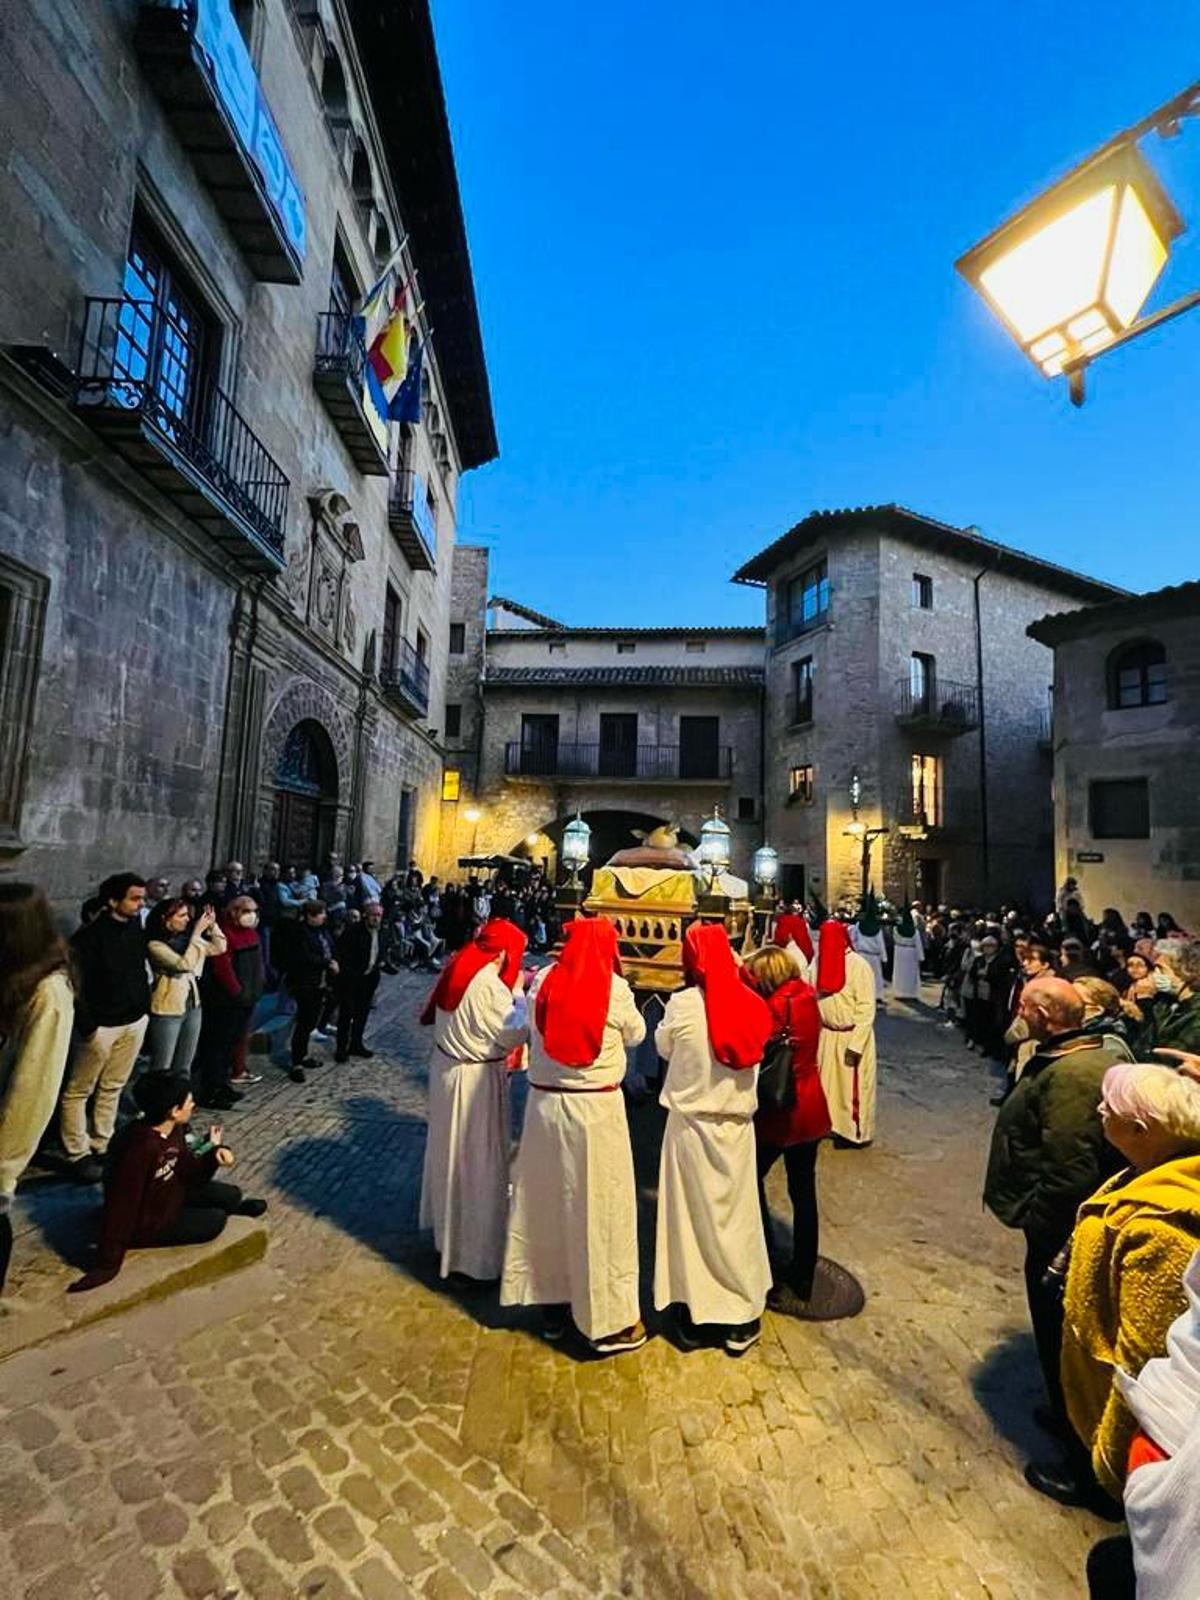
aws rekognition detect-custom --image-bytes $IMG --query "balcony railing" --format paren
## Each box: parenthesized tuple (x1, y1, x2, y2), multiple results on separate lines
(72, 296, 288, 573)
(313, 313, 390, 476)
(388, 469, 437, 571)
(380, 636, 430, 718)
(135, 1, 305, 284)
(774, 605, 830, 647)
(504, 743, 733, 781)
(894, 675, 980, 733)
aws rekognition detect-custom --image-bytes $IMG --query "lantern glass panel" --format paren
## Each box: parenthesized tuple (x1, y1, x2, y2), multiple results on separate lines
(753, 845, 779, 886)
(562, 817, 590, 870)
(979, 185, 1113, 342)
(1106, 184, 1169, 327)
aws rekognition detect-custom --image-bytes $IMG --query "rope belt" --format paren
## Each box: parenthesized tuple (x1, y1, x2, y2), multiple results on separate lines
(822, 1024, 857, 1034)
(530, 1081, 619, 1095)
(434, 1043, 507, 1064)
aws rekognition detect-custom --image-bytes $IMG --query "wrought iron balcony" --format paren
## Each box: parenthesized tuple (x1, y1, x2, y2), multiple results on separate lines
(503, 743, 733, 782)
(380, 636, 430, 718)
(135, 0, 305, 284)
(313, 313, 390, 476)
(72, 296, 288, 574)
(894, 675, 980, 733)
(388, 469, 437, 571)
(891, 782, 980, 838)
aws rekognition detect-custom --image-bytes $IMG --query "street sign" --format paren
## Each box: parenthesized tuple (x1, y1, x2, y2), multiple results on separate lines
(1076, 850, 1105, 863)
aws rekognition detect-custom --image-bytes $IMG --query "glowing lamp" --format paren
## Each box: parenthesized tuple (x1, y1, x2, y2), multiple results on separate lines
(752, 845, 779, 890)
(957, 142, 1183, 381)
(464, 807, 481, 824)
(561, 813, 591, 887)
(698, 808, 732, 881)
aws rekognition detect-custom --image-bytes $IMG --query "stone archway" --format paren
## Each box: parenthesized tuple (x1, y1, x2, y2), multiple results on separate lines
(259, 681, 353, 870)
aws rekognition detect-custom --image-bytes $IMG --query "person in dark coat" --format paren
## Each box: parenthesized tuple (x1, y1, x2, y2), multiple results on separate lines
(284, 901, 337, 1080)
(744, 945, 828, 1312)
(194, 897, 265, 1111)
(333, 900, 385, 1062)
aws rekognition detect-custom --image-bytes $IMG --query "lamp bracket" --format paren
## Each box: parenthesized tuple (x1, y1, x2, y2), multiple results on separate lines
(1063, 284, 1200, 404)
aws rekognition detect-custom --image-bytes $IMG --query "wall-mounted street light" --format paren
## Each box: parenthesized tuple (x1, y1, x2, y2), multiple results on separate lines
(957, 81, 1200, 403)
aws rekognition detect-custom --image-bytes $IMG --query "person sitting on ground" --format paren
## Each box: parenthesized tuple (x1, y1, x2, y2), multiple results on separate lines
(0, 884, 75, 1294)
(1044, 1064, 1200, 1509)
(68, 1072, 266, 1292)
(744, 943, 828, 1315)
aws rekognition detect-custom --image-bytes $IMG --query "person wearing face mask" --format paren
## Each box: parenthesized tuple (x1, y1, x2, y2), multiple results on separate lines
(1136, 941, 1200, 1059)
(194, 896, 265, 1111)
(145, 900, 226, 1078)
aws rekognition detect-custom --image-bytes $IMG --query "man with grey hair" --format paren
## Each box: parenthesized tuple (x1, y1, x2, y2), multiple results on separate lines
(1137, 939, 1200, 1058)
(333, 900, 387, 1062)
(984, 975, 1134, 1509)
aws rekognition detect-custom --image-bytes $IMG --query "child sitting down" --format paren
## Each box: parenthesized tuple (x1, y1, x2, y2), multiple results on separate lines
(69, 1071, 266, 1291)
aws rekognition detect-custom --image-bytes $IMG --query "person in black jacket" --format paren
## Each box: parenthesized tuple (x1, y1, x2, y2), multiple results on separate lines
(284, 901, 337, 1080)
(58, 873, 150, 1184)
(333, 899, 386, 1062)
(194, 898, 266, 1111)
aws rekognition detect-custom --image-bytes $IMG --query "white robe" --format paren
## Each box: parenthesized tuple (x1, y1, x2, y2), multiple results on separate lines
(653, 987, 770, 1325)
(851, 927, 887, 1000)
(419, 967, 528, 1280)
(501, 969, 646, 1340)
(891, 930, 924, 1000)
(817, 951, 878, 1144)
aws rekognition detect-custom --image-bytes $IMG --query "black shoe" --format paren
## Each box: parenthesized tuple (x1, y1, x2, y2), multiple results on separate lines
(1023, 1461, 1123, 1519)
(226, 1086, 245, 1102)
(1033, 1404, 1072, 1440)
(724, 1319, 762, 1357)
(288, 1067, 307, 1084)
(298, 1056, 321, 1070)
(349, 1046, 374, 1059)
(541, 1305, 570, 1342)
(675, 1306, 703, 1351)
(235, 1198, 268, 1219)
(201, 1092, 238, 1111)
(68, 1155, 104, 1185)
(334, 1053, 349, 1064)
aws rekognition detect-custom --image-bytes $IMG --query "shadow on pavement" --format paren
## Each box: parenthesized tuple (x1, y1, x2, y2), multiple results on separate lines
(970, 1325, 1047, 1458)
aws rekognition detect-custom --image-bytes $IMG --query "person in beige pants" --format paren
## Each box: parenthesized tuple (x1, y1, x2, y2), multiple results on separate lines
(59, 874, 151, 1182)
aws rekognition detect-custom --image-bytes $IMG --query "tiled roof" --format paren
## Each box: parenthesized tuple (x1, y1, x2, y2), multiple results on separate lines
(483, 666, 765, 687)
(487, 624, 765, 638)
(487, 596, 566, 630)
(731, 503, 1126, 602)
(1027, 579, 1200, 644)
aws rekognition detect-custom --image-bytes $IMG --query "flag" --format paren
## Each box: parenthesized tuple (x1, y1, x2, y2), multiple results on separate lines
(354, 271, 410, 422)
(389, 335, 424, 423)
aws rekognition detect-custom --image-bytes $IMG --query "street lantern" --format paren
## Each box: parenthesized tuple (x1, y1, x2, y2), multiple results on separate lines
(957, 81, 1200, 403)
(697, 807, 732, 885)
(561, 812, 591, 889)
(752, 844, 779, 891)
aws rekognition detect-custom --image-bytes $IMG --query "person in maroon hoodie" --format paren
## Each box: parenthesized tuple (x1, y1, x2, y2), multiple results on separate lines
(743, 944, 828, 1313)
(68, 1072, 266, 1291)
(194, 896, 266, 1111)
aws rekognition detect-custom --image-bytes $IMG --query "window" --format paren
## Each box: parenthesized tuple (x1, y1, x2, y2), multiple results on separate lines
(784, 559, 830, 637)
(912, 573, 933, 610)
(415, 626, 428, 664)
(737, 795, 756, 821)
(685, 639, 707, 654)
(679, 715, 721, 780)
(448, 622, 465, 655)
(791, 656, 814, 723)
(789, 765, 815, 803)
(381, 587, 400, 674)
(520, 714, 560, 776)
(548, 641, 567, 655)
(1108, 641, 1168, 709)
(1090, 778, 1150, 839)
(616, 641, 636, 655)
(445, 704, 462, 739)
(328, 238, 358, 320)
(122, 219, 215, 429)
(0, 552, 49, 846)
(911, 754, 942, 827)
(910, 652, 936, 714)
(441, 769, 461, 802)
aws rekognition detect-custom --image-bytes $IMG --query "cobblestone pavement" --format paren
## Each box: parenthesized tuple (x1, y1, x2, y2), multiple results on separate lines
(0, 976, 1110, 1599)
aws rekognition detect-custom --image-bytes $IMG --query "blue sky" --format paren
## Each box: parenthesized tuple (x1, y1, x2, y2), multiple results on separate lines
(432, 1, 1200, 626)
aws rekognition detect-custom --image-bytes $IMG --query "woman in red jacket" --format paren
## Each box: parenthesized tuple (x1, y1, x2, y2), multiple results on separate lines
(744, 944, 828, 1312)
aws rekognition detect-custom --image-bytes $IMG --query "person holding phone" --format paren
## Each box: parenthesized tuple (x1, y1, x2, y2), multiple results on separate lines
(69, 1072, 266, 1292)
(145, 899, 225, 1078)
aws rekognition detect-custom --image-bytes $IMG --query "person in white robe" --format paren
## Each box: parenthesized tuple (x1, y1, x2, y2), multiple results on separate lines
(419, 919, 528, 1281)
(501, 918, 647, 1353)
(890, 906, 925, 1001)
(815, 920, 878, 1146)
(850, 902, 887, 1001)
(654, 923, 773, 1355)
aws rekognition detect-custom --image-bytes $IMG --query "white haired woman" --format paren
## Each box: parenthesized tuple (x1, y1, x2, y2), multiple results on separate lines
(1055, 1064, 1200, 1504)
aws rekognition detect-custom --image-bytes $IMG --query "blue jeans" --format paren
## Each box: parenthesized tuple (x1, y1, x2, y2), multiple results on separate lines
(146, 1006, 203, 1078)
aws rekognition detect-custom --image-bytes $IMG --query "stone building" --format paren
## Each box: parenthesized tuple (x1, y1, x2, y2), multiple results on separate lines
(436, 554, 765, 878)
(731, 505, 1123, 910)
(0, 0, 494, 904)
(1028, 582, 1200, 928)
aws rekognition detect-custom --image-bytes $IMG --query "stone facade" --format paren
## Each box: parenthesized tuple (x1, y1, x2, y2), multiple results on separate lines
(735, 507, 1123, 910)
(0, 0, 494, 905)
(1029, 584, 1200, 927)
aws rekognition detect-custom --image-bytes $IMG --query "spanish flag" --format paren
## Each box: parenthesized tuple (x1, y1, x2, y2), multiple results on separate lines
(357, 273, 409, 421)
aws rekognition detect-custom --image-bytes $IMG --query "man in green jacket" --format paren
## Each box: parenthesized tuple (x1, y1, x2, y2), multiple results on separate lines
(984, 976, 1132, 1505)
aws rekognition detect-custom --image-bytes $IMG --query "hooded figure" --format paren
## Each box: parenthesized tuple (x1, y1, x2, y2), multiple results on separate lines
(653, 924, 774, 1353)
(891, 904, 924, 1001)
(418, 919, 529, 1281)
(773, 912, 815, 983)
(814, 921, 879, 1146)
(501, 919, 647, 1353)
(851, 894, 886, 1000)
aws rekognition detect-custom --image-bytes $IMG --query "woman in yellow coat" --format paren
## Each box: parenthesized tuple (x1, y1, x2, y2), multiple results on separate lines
(1060, 1062, 1200, 1500)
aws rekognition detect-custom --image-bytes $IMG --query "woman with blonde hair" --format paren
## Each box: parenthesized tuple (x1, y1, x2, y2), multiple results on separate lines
(1047, 1063, 1200, 1507)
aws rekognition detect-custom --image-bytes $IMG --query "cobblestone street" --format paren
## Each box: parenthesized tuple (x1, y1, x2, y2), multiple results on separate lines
(0, 976, 1108, 1600)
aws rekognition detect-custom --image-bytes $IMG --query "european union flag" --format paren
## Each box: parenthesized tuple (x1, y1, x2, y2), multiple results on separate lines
(389, 337, 424, 423)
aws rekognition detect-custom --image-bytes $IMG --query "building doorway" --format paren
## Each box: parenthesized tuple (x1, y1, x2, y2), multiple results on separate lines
(270, 720, 338, 873)
(599, 713, 638, 778)
(679, 715, 720, 780)
(917, 857, 942, 906)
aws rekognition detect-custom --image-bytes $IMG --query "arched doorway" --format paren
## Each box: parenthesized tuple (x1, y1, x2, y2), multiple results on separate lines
(270, 720, 339, 872)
